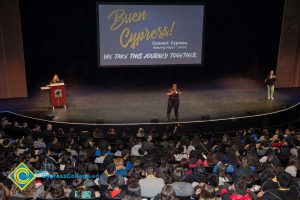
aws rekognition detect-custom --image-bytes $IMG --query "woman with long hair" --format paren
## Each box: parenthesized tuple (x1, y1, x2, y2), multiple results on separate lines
(200, 184, 217, 200)
(265, 70, 276, 100)
(156, 185, 178, 200)
(50, 74, 61, 84)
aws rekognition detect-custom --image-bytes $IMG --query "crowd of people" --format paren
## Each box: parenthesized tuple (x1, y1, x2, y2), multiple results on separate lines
(0, 116, 300, 200)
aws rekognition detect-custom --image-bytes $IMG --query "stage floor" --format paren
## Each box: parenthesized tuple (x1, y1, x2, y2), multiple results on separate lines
(1, 77, 300, 124)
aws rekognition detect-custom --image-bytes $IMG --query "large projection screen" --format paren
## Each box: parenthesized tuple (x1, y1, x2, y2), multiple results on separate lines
(98, 4, 205, 67)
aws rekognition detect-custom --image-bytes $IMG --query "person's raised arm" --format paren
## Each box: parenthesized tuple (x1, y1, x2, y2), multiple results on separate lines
(166, 91, 174, 96)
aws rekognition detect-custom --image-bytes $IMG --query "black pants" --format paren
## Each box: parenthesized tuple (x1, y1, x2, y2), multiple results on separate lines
(167, 100, 179, 121)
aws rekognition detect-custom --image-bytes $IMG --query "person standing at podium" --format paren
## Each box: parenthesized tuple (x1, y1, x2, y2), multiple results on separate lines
(50, 74, 61, 84)
(167, 83, 182, 121)
(48, 74, 66, 109)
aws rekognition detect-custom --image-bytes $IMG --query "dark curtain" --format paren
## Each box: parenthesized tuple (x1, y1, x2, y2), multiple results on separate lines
(276, 0, 300, 88)
(0, 0, 27, 98)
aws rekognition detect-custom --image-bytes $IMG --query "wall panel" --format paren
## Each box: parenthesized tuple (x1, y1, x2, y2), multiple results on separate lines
(0, 0, 27, 98)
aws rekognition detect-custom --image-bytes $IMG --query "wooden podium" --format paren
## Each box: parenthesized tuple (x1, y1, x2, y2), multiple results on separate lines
(41, 83, 66, 110)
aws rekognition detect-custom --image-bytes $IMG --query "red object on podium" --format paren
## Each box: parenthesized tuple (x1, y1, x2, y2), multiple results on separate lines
(49, 83, 66, 109)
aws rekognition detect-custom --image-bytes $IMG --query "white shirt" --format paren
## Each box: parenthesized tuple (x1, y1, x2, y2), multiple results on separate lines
(285, 165, 297, 177)
(139, 176, 165, 198)
(187, 145, 196, 154)
(131, 144, 142, 156)
(94, 156, 105, 164)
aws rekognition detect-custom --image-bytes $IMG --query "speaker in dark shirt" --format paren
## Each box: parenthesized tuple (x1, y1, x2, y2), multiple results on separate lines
(166, 83, 182, 121)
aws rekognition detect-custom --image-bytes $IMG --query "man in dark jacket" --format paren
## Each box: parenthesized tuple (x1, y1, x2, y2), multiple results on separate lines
(260, 171, 300, 200)
(103, 175, 126, 200)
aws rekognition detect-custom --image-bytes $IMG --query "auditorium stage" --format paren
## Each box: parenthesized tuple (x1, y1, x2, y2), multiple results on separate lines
(0, 77, 300, 124)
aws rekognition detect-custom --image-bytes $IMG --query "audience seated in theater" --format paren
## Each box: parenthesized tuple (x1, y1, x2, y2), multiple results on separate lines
(0, 116, 299, 200)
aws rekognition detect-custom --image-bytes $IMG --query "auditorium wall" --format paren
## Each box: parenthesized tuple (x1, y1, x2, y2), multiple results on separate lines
(0, 0, 27, 98)
(276, 0, 300, 88)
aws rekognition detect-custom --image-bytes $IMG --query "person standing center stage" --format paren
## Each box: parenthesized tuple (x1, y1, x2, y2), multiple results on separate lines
(265, 70, 276, 100)
(167, 83, 182, 121)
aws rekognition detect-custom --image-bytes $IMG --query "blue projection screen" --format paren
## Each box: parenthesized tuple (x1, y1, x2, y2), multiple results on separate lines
(98, 4, 204, 67)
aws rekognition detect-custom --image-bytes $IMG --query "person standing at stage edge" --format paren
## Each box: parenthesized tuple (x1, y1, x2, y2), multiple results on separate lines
(265, 70, 277, 100)
(167, 83, 182, 121)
